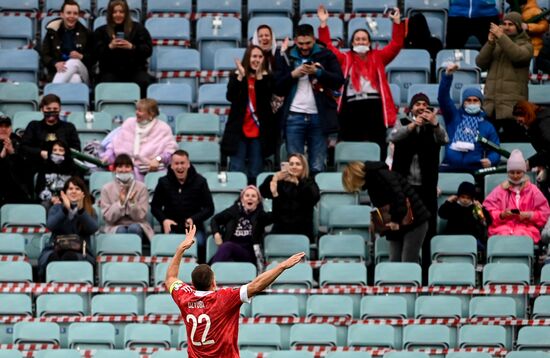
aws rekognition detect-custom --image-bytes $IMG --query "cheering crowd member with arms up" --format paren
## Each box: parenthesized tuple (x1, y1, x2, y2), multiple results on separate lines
(165, 224, 305, 357)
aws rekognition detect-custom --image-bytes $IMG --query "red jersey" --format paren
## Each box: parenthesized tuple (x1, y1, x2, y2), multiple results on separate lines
(169, 280, 250, 357)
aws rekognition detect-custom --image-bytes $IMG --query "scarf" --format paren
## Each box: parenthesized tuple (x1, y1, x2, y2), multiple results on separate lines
(133, 119, 156, 158)
(349, 51, 379, 93)
(450, 114, 480, 152)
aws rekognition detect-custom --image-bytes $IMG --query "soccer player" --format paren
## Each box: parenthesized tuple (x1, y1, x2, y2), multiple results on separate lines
(165, 224, 305, 357)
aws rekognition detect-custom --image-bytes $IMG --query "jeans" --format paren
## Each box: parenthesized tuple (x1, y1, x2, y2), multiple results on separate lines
(116, 223, 145, 241)
(52, 58, 89, 84)
(229, 138, 263, 184)
(285, 112, 327, 174)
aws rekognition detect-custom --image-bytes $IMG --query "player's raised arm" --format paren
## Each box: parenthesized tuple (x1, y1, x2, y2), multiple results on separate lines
(247, 252, 305, 298)
(165, 224, 197, 291)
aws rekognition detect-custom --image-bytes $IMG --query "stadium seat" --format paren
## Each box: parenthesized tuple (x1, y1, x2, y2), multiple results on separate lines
(446, 353, 493, 358)
(458, 325, 507, 349)
(382, 351, 430, 358)
(251, 295, 300, 318)
(154, 48, 200, 101)
(196, 0, 241, 13)
(177, 325, 187, 348)
(348, 17, 393, 47)
(147, 0, 192, 15)
(198, 83, 231, 109)
(404, 0, 449, 45)
(238, 323, 282, 352)
(0, 82, 39, 118)
(12, 111, 42, 134)
(92, 350, 140, 358)
(486, 235, 534, 269)
(248, 16, 293, 41)
(307, 295, 354, 318)
(0, 16, 33, 49)
(0, 204, 45, 228)
(360, 295, 408, 319)
(516, 326, 550, 350)
(0, 261, 33, 283)
(91, 294, 139, 316)
(153, 262, 196, 287)
(44, 83, 89, 113)
(178, 141, 221, 173)
(95, 82, 140, 118)
(144, 171, 165, 197)
(33, 350, 81, 358)
(376, 262, 422, 286)
(174, 113, 220, 137)
(267, 262, 313, 288)
(147, 83, 192, 122)
(483, 173, 507, 198)
(318, 235, 365, 261)
(151, 234, 198, 259)
(144, 294, 180, 316)
(248, 0, 294, 17)
(429, 263, 476, 286)
(327, 205, 372, 241)
(499, 142, 536, 161)
(390, 83, 402, 106)
(437, 172, 475, 204)
(436, 49, 481, 101)
(151, 352, 189, 358)
(67, 111, 112, 135)
(269, 352, 315, 358)
(335, 141, 381, 170)
(36, 294, 86, 317)
(483, 263, 530, 286)
(44, 0, 92, 14)
(532, 295, 550, 319)
(196, 16, 241, 70)
(67, 322, 116, 349)
(13, 322, 60, 345)
(211, 262, 256, 285)
(0, 294, 32, 316)
(44, 261, 93, 284)
(264, 234, 311, 261)
(315, 173, 359, 230)
(415, 296, 462, 318)
(289, 324, 338, 347)
(506, 353, 550, 358)
(89, 171, 115, 199)
(403, 324, 451, 349)
(95, 233, 142, 256)
(386, 49, 431, 104)
(407, 84, 440, 108)
(213, 47, 246, 76)
(299, 0, 345, 14)
(0, 0, 39, 15)
(145, 17, 190, 45)
(528, 84, 550, 105)
(374, 236, 391, 264)
(347, 324, 397, 348)
(0, 49, 39, 83)
(352, 0, 397, 12)
(300, 16, 343, 44)
(0, 233, 26, 256)
(124, 323, 171, 348)
(100, 262, 149, 287)
(469, 296, 516, 318)
(202, 170, 246, 193)
(319, 262, 367, 287)
(430, 235, 477, 265)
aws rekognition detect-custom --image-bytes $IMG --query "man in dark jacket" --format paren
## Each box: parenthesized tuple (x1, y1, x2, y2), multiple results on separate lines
(274, 24, 344, 175)
(151, 150, 215, 262)
(0, 115, 32, 206)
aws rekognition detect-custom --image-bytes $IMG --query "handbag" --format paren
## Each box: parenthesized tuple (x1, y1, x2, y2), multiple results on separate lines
(53, 234, 85, 255)
(371, 198, 414, 234)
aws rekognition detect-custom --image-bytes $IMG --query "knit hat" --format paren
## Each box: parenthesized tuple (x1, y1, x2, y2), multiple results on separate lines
(504, 12, 524, 33)
(409, 92, 430, 109)
(507, 149, 527, 172)
(0, 115, 11, 126)
(240, 185, 263, 202)
(457, 181, 476, 198)
(462, 87, 484, 103)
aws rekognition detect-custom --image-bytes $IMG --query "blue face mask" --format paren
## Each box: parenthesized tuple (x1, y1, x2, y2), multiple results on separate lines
(464, 103, 481, 115)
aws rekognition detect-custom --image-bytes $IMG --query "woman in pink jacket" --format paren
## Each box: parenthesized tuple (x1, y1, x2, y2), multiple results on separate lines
(102, 98, 178, 181)
(316, 5, 405, 160)
(483, 149, 550, 243)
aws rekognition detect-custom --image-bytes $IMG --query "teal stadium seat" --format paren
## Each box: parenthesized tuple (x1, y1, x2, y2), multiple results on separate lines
(175, 113, 220, 137)
(541, 264, 550, 286)
(318, 234, 365, 261)
(46, 261, 94, 284)
(347, 324, 397, 348)
(469, 297, 516, 318)
(44, 83, 89, 113)
(319, 262, 367, 287)
(315, 173, 359, 230)
(429, 262, 476, 316)
(67, 322, 116, 349)
(12, 111, 42, 134)
(516, 326, 550, 350)
(268, 352, 315, 358)
(0, 16, 33, 49)
(415, 296, 462, 319)
(306, 295, 354, 318)
(0, 82, 39, 118)
(178, 142, 221, 172)
(435, 49, 481, 101)
(0, 49, 39, 83)
(248, 0, 293, 16)
(144, 294, 180, 316)
(386, 49, 431, 103)
(34, 350, 81, 358)
(147, 0, 192, 15)
(348, 16, 392, 47)
(360, 296, 408, 319)
(506, 353, 550, 358)
(151, 352, 188, 358)
(431, 235, 477, 265)
(211, 262, 256, 286)
(0, 233, 26, 256)
(0, 261, 33, 283)
(289, 324, 338, 347)
(124, 323, 172, 348)
(532, 295, 550, 318)
(13, 322, 60, 345)
(251, 295, 300, 318)
(147, 83, 192, 122)
(196, 17, 241, 70)
(487, 235, 534, 269)
(91, 294, 139, 316)
(483, 263, 530, 317)
(267, 262, 313, 289)
(95, 233, 142, 256)
(1, 203, 46, 227)
(352, 0, 397, 13)
(100, 262, 149, 287)
(92, 350, 140, 358)
(238, 323, 282, 352)
(458, 325, 507, 349)
(335, 141, 381, 170)
(327, 205, 372, 241)
(151, 234, 198, 259)
(154, 48, 200, 102)
(264, 234, 310, 261)
(403, 324, 452, 349)
(0, 294, 32, 316)
(89, 171, 115, 199)
(36, 294, 86, 317)
(95, 82, 140, 118)
(299, 0, 344, 14)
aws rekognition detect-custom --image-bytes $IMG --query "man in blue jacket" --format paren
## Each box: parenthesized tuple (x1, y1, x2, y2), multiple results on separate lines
(274, 24, 344, 175)
(446, 0, 500, 49)
(438, 63, 501, 173)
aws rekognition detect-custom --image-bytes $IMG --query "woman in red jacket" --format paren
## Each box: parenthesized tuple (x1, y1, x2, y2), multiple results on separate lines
(317, 5, 405, 160)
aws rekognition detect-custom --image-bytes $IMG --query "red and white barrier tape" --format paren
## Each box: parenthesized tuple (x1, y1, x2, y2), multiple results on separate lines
(1, 227, 48, 234)
(0, 255, 29, 262)
(96, 255, 195, 264)
(529, 73, 550, 81)
(302, 12, 391, 21)
(147, 12, 240, 19)
(152, 39, 190, 47)
(175, 135, 218, 142)
(199, 107, 230, 115)
(0, 343, 59, 350)
(155, 70, 231, 79)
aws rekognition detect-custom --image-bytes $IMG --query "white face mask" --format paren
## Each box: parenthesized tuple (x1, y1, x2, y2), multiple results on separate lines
(353, 45, 370, 54)
(50, 153, 65, 164)
(116, 172, 134, 183)
(457, 199, 473, 207)
(464, 103, 481, 115)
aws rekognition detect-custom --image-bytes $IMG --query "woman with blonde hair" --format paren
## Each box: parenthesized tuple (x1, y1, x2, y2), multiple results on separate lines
(259, 153, 320, 241)
(342, 161, 430, 262)
(102, 98, 177, 181)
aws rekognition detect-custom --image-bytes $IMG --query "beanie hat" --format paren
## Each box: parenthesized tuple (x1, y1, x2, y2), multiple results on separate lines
(507, 149, 527, 172)
(462, 87, 484, 103)
(240, 185, 263, 202)
(409, 92, 430, 109)
(504, 12, 524, 33)
(457, 181, 476, 198)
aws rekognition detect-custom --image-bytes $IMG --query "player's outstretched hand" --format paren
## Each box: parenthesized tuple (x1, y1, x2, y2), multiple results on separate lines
(179, 224, 196, 251)
(279, 252, 306, 270)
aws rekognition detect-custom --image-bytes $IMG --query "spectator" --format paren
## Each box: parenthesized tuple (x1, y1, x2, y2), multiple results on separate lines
(222, 45, 276, 185)
(38, 176, 98, 280)
(512, 100, 550, 201)
(41, 0, 93, 83)
(93, 0, 153, 97)
(483, 149, 550, 244)
(274, 24, 344, 175)
(210, 185, 271, 271)
(405, 13, 443, 83)
(36, 140, 83, 210)
(151, 150, 214, 262)
(100, 154, 153, 242)
(509, 0, 549, 58)
(316, 5, 404, 160)
(438, 63, 501, 173)
(476, 12, 533, 142)
(446, 0, 500, 49)
(342, 161, 430, 263)
(0, 115, 32, 206)
(102, 98, 177, 181)
(251, 24, 279, 71)
(438, 181, 492, 250)
(259, 153, 320, 241)
(21, 94, 81, 168)
(536, 32, 550, 73)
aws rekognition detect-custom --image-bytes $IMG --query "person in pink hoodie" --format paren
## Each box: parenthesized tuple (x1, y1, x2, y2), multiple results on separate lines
(483, 149, 550, 243)
(102, 98, 178, 181)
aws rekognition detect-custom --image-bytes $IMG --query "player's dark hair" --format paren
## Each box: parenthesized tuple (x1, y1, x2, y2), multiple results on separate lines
(191, 264, 214, 291)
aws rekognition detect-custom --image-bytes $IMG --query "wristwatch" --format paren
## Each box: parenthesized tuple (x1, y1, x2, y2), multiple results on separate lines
(155, 156, 162, 162)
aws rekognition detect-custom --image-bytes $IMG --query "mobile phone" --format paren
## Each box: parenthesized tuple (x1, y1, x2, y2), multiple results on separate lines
(426, 106, 435, 112)
(303, 60, 313, 65)
(280, 161, 289, 171)
(511, 209, 520, 214)
(115, 32, 125, 39)
(383, 5, 396, 16)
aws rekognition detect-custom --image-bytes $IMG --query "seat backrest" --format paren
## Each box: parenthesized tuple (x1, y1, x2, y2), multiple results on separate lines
(248, 16, 293, 40)
(347, 323, 396, 349)
(12, 111, 42, 133)
(68, 322, 115, 349)
(267, 262, 313, 288)
(532, 295, 550, 319)
(348, 17, 392, 45)
(319, 262, 367, 286)
(415, 296, 462, 318)
(124, 323, 172, 348)
(437, 172, 475, 196)
(156, 47, 200, 71)
(144, 294, 180, 316)
(264, 234, 311, 260)
(1, 203, 46, 227)
(428, 262, 475, 286)
(91, 294, 139, 316)
(403, 324, 451, 349)
(248, 0, 294, 16)
(0, 233, 26, 255)
(211, 262, 257, 285)
(214, 47, 246, 71)
(0, 293, 32, 316)
(487, 235, 534, 261)
(13, 322, 60, 345)
(201, 170, 246, 192)
(92, 350, 140, 358)
(251, 294, 300, 318)
(175, 112, 219, 136)
(147, 0, 192, 14)
(482, 263, 530, 285)
(299, 0, 345, 14)
(0, 261, 33, 282)
(375, 262, 422, 286)
(95, 82, 140, 104)
(407, 84, 440, 108)
(430, 235, 477, 263)
(196, 16, 242, 41)
(238, 323, 282, 351)
(0, 16, 33, 48)
(36, 294, 85, 317)
(145, 17, 190, 41)
(100, 262, 149, 287)
(458, 324, 507, 348)
(0, 49, 39, 82)
(153, 262, 196, 286)
(352, 0, 397, 12)
(360, 295, 408, 319)
(516, 326, 550, 349)
(469, 296, 517, 318)
(94, 233, 142, 256)
(43, 83, 89, 109)
(196, 0, 241, 13)
(306, 295, 354, 318)
(335, 141, 381, 169)
(198, 83, 231, 107)
(318, 235, 365, 261)
(46, 261, 94, 284)
(483, 173, 507, 198)
(289, 323, 338, 347)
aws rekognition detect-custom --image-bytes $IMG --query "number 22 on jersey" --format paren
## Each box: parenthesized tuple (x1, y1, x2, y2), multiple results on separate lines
(186, 313, 215, 346)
